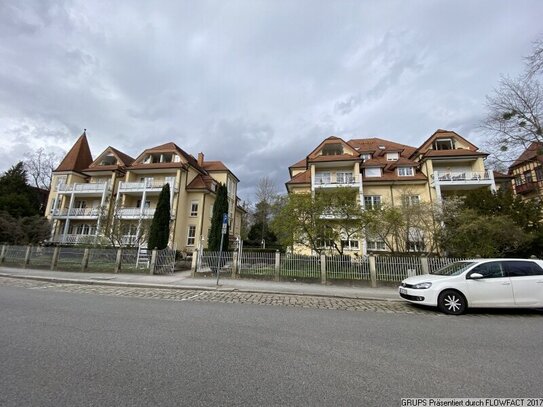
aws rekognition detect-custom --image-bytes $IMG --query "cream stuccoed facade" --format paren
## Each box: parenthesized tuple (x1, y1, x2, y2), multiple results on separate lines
(46, 132, 245, 252)
(286, 129, 505, 256)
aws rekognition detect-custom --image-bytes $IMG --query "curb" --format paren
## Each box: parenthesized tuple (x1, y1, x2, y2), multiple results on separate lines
(0, 272, 401, 302)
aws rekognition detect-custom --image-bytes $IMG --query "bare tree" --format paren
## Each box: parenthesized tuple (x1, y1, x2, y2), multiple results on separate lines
(483, 37, 543, 166)
(23, 148, 64, 190)
(253, 176, 278, 243)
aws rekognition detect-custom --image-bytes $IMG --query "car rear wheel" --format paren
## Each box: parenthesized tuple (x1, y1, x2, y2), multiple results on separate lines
(438, 290, 467, 315)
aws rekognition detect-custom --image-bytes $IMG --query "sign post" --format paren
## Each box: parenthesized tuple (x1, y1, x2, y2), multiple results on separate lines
(216, 213, 228, 286)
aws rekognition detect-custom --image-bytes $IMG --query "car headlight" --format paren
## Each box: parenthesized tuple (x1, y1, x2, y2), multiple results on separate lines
(412, 282, 432, 289)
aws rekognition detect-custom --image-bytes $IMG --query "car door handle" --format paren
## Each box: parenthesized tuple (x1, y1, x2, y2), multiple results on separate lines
(501, 282, 511, 285)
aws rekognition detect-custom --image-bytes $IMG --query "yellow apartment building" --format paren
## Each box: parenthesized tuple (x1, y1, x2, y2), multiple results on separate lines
(286, 129, 503, 255)
(46, 132, 245, 253)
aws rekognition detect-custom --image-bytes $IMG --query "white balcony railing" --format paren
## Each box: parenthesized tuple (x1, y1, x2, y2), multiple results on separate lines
(431, 170, 492, 183)
(50, 234, 97, 244)
(117, 207, 156, 218)
(314, 176, 359, 188)
(51, 208, 102, 217)
(57, 182, 109, 193)
(118, 181, 177, 193)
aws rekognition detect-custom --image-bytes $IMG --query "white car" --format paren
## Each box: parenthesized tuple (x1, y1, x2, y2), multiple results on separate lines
(399, 259, 543, 315)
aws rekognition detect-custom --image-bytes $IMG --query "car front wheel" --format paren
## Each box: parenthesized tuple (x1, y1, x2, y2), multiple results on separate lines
(438, 290, 467, 315)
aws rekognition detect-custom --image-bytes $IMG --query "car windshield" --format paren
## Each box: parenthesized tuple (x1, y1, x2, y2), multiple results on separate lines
(431, 261, 475, 276)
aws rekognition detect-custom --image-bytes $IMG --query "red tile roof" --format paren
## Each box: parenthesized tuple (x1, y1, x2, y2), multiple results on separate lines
(186, 174, 217, 191)
(348, 137, 417, 157)
(85, 146, 135, 172)
(55, 132, 94, 172)
(308, 154, 361, 163)
(289, 158, 307, 169)
(132, 142, 206, 173)
(286, 169, 311, 184)
(510, 142, 543, 168)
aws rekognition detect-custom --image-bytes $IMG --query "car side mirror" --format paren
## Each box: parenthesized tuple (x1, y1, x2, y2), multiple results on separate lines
(469, 272, 483, 279)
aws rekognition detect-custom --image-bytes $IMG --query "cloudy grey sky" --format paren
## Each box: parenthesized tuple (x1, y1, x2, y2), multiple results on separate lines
(1, 0, 542, 200)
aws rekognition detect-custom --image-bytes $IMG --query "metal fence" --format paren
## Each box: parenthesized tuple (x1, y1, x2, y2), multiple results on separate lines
(197, 251, 235, 274)
(326, 256, 370, 280)
(154, 248, 176, 274)
(280, 254, 321, 279)
(29, 246, 55, 269)
(238, 251, 275, 278)
(375, 256, 422, 281)
(3, 245, 27, 263)
(57, 247, 86, 271)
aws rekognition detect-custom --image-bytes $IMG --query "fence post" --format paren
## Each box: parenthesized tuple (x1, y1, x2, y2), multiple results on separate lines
(81, 248, 90, 272)
(420, 256, 429, 275)
(23, 245, 31, 268)
(274, 250, 280, 282)
(0, 245, 6, 264)
(232, 251, 238, 279)
(191, 248, 198, 278)
(114, 248, 122, 273)
(320, 254, 326, 285)
(50, 246, 60, 270)
(149, 249, 157, 275)
(369, 254, 377, 288)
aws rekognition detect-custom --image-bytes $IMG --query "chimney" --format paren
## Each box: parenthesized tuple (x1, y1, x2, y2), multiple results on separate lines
(197, 152, 204, 166)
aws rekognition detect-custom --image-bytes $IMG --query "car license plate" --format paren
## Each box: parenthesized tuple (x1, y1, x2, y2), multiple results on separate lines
(399, 288, 407, 295)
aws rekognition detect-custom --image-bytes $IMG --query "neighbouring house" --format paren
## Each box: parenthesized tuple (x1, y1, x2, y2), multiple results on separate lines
(46, 131, 244, 252)
(509, 142, 543, 199)
(286, 129, 499, 255)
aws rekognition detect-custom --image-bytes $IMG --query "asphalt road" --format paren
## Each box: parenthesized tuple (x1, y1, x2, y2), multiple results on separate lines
(1, 285, 542, 406)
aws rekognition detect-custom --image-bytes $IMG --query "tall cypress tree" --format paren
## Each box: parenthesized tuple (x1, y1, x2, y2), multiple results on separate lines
(208, 183, 229, 251)
(147, 184, 171, 250)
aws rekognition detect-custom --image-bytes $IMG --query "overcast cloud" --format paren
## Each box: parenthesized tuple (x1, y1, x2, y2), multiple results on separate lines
(0, 0, 541, 200)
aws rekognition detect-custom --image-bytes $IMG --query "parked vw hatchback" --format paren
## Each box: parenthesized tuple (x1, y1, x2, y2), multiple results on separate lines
(399, 259, 543, 315)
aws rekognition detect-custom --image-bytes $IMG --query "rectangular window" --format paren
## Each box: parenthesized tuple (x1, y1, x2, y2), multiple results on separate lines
(365, 167, 381, 177)
(315, 172, 331, 185)
(360, 153, 372, 161)
(433, 139, 454, 150)
(364, 195, 381, 210)
(367, 239, 386, 251)
(402, 195, 420, 206)
(407, 240, 425, 252)
(386, 152, 399, 161)
(397, 167, 414, 176)
(514, 176, 522, 186)
(524, 170, 533, 184)
(190, 201, 199, 217)
(336, 172, 354, 184)
(341, 239, 360, 250)
(536, 167, 543, 182)
(187, 225, 196, 246)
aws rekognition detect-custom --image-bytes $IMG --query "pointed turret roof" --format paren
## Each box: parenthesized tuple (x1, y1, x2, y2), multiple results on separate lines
(54, 131, 93, 172)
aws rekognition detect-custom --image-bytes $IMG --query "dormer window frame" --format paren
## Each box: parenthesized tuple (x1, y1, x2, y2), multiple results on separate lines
(386, 152, 399, 161)
(321, 143, 344, 156)
(397, 166, 415, 177)
(433, 138, 455, 151)
(360, 153, 372, 161)
(365, 167, 382, 178)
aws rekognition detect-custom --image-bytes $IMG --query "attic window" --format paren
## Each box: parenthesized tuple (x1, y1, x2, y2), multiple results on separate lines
(360, 153, 372, 161)
(99, 154, 117, 166)
(386, 152, 399, 161)
(378, 145, 386, 150)
(322, 143, 343, 156)
(145, 153, 174, 164)
(433, 138, 454, 150)
(398, 167, 414, 176)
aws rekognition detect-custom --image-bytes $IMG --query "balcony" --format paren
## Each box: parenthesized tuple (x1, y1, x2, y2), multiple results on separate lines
(57, 182, 109, 194)
(50, 234, 97, 245)
(313, 176, 359, 188)
(515, 182, 537, 195)
(51, 208, 102, 218)
(118, 181, 178, 194)
(117, 207, 156, 218)
(431, 170, 494, 190)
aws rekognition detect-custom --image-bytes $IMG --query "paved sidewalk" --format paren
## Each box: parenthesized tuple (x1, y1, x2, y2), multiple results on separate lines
(0, 266, 400, 301)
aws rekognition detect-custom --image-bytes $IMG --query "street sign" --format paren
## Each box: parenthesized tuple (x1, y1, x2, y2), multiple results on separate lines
(221, 213, 228, 235)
